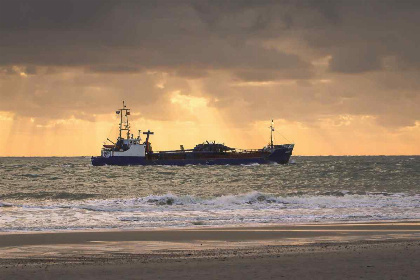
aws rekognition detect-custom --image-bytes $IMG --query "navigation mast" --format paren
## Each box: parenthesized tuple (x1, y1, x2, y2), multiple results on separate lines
(270, 119, 274, 149)
(117, 101, 131, 140)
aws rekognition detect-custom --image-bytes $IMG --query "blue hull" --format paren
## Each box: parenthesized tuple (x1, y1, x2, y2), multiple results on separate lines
(91, 147, 293, 166)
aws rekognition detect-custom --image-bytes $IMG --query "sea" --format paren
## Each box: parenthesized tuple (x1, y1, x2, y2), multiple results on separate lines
(0, 156, 419, 232)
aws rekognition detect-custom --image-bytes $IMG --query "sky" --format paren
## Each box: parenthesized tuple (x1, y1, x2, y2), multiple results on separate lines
(0, 0, 419, 156)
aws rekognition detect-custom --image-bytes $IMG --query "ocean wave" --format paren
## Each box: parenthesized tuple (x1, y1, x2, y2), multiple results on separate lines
(0, 201, 12, 207)
(2, 191, 419, 232)
(20, 173, 42, 178)
(5, 191, 419, 214)
(0, 192, 98, 200)
(62, 191, 420, 213)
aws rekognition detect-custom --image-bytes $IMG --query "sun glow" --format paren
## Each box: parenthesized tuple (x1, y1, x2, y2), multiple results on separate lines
(170, 91, 208, 113)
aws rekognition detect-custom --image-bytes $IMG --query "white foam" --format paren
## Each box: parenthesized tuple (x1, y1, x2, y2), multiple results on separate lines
(241, 163, 260, 166)
(9, 191, 420, 211)
(1, 192, 419, 232)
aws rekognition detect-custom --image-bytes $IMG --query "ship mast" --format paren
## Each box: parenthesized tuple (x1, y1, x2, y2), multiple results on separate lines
(117, 101, 131, 140)
(270, 119, 274, 149)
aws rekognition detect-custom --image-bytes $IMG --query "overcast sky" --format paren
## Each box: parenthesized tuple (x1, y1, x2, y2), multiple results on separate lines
(0, 0, 419, 155)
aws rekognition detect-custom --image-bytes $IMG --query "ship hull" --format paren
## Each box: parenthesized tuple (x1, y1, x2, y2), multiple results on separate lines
(91, 146, 293, 166)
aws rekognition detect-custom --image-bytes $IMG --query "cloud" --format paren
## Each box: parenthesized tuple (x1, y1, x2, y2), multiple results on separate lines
(328, 48, 383, 73)
(89, 65, 141, 74)
(0, 0, 311, 80)
(0, 0, 418, 131)
(0, 68, 195, 123)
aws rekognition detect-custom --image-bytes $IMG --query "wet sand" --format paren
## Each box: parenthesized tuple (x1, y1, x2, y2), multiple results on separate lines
(1, 222, 419, 279)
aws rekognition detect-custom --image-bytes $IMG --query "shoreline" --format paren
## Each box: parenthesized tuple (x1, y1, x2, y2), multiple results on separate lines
(2, 218, 419, 234)
(1, 220, 419, 243)
(1, 221, 419, 279)
(1, 221, 419, 249)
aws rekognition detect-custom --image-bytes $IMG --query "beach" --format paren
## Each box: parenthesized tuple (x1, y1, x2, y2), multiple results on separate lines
(1, 222, 419, 279)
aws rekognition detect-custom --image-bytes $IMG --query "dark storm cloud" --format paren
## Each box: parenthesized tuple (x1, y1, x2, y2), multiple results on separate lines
(193, 0, 420, 127)
(0, 0, 419, 128)
(89, 65, 141, 73)
(328, 48, 382, 74)
(1, 0, 418, 75)
(0, 0, 310, 78)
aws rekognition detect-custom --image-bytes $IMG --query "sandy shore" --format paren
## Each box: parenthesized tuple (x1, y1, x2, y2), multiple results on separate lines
(1, 222, 419, 279)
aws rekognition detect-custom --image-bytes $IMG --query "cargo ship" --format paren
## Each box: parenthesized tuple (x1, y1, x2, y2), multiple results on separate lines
(91, 102, 294, 166)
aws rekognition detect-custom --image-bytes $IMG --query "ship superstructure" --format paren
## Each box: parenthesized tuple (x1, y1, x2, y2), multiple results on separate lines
(91, 102, 294, 166)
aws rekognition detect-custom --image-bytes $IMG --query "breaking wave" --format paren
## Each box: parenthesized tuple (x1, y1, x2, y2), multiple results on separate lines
(104, 191, 419, 207)
(2, 191, 419, 231)
(9, 191, 416, 212)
